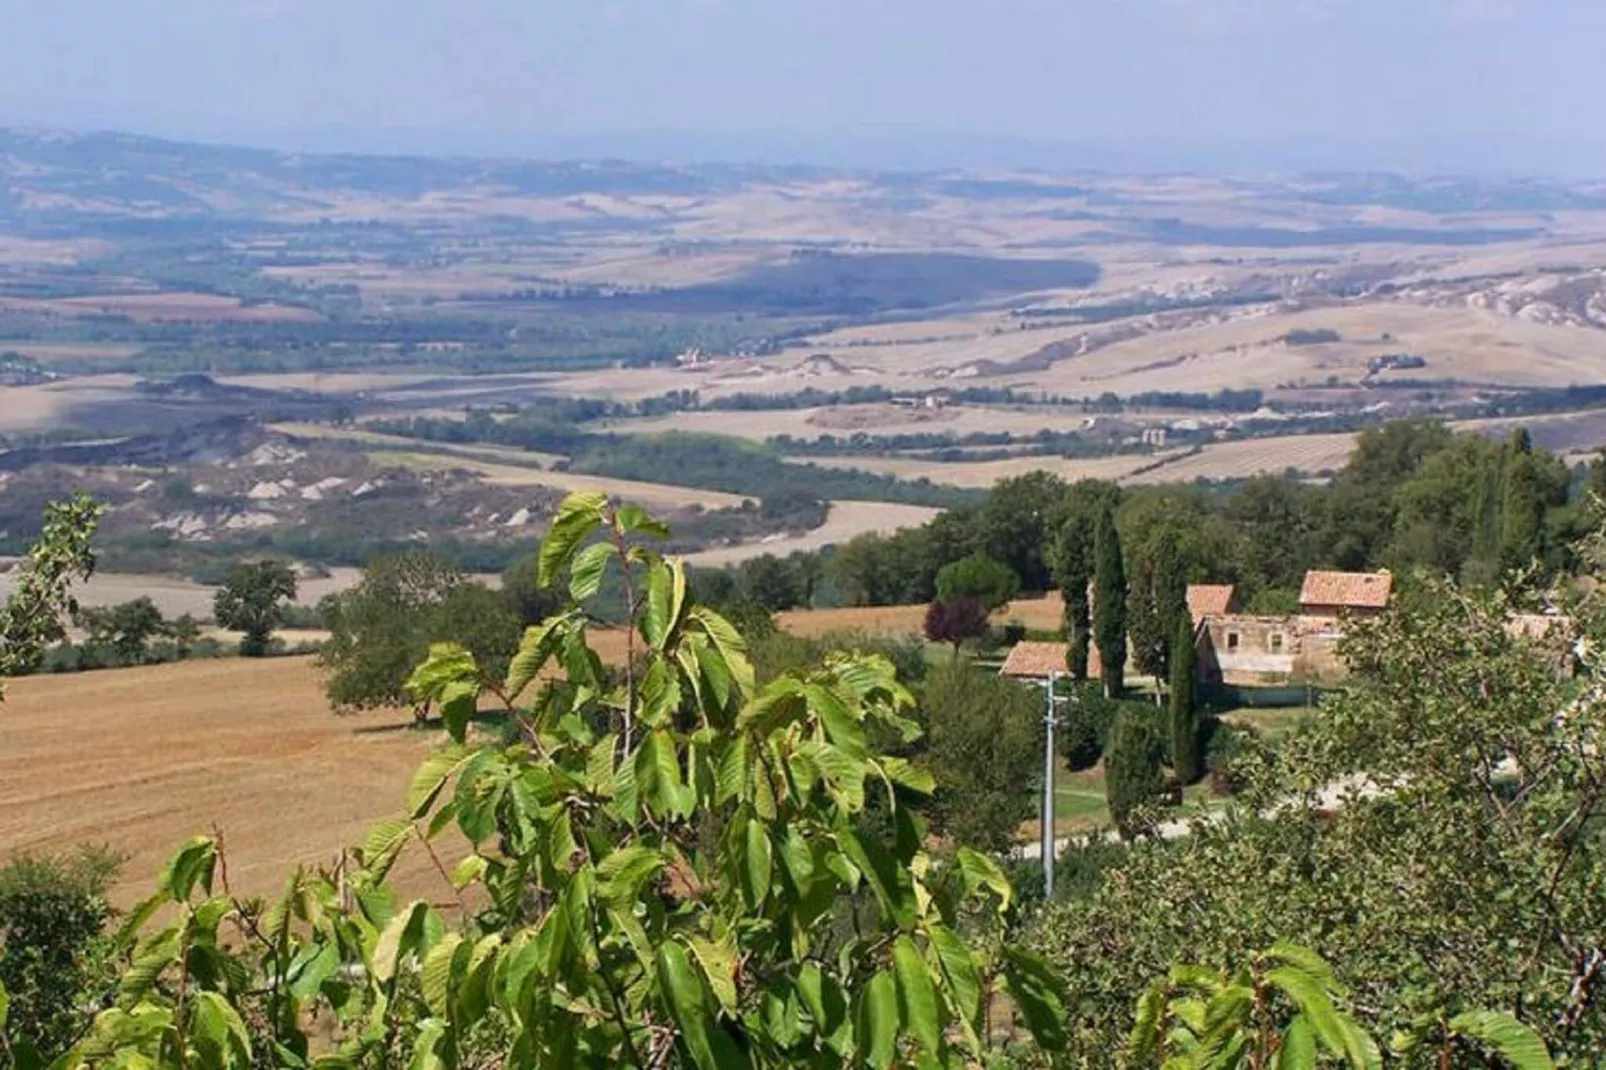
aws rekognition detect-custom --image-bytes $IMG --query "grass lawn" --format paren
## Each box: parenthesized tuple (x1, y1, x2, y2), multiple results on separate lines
(1220, 705, 1318, 738)
(1032, 756, 1237, 839)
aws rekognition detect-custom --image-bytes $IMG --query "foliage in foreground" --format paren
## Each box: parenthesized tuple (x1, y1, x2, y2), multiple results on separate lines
(59, 494, 1068, 1068)
(0, 494, 102, 695)
(1131, 944, 1552, 1070)
(0, 848, 124, 1068)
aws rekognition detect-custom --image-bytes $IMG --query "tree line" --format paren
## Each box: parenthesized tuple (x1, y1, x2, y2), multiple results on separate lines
(806, 420, 1591, 613)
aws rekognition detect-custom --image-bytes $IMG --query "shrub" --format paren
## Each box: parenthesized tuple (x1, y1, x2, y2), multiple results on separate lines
(1104, 707, 1167, 839)
(0, 846, 123, 1062)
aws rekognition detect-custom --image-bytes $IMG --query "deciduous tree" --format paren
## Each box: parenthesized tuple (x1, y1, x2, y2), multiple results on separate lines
(923, 594, 991, 655)
(935, 551, 1020, 611)
(212, 560, 297, 657)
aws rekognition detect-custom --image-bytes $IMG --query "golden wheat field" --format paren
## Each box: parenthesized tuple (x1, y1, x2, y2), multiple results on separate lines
(777, 594, 1062, 638)
(0, 658, 452, 906)
(0, 599, 1052, 905)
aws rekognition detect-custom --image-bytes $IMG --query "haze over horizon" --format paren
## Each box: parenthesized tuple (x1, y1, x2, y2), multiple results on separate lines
(2, 0, 1604, 175)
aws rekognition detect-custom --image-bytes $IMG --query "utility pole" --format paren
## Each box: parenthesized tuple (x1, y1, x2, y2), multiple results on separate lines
(1042, 671, 1066, 898)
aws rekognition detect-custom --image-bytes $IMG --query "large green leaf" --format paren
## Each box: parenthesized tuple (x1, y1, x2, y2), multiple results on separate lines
(503, 611, 576, 701)
(420, 934, 465, 1019)
(1001, 946, 1069, 1052)
(372, 900, 430, 984)
(797, 963, 850, 1053)
(597, 845, 666, 904)
(615, 503, 671, 538)
(437, 679, 479, 744)
(1272, 1015, 1318, 1070)
(743, 816, 773, 908)
(191, 991, 253, 1068)
(1265, 967, 1348, 1059)
(568, 539, 618, 602)
(1449, 1011, 1554, 1070)
(159, 836, 217, 902)
(538, 492, 607, 587)
(805, 682, 868, 759)
(656, 941, 739, 1070)
(362, 819, 413, 880)
(688, 935, 740, 1015)
(1126, 984, 1167, 1064)
(0, 977, 8, 1031)
(856, 970, 900, 1070)
(688, 606, 754, 697)
(893, 935, 943, 1056)
(836, 825, 916, 929)
(928, 923, 983, 1045)
(637, 728, 688, 819)
(953, 847, 1014, 912)
(1266, 943, 1343, 996)
(641, 558, 684, 651)
(406, 745, 475, 819)
(881, 756, 935, 795)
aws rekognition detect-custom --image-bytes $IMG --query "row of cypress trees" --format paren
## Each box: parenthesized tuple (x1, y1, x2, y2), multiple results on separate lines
(1052, 492, 1203, 799)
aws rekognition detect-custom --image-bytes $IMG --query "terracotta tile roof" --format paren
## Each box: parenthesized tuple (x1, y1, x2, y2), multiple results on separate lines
(999, 641, 1071, 679)
(1299, 570, 1393, 610)
(1187, 584, 1238, 620)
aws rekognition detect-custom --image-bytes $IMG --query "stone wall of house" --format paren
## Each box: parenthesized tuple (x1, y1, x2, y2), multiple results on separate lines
(1197, 615, 1352, 687)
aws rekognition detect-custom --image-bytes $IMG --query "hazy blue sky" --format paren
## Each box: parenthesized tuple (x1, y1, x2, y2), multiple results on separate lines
(1, 0, 1601, 173)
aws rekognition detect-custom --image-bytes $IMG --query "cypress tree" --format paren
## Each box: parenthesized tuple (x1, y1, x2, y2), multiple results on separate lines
(1168, 613, 1200, 783)
(1105, 708, 1165, 840)
(1053, 514, 1094, 680)
(1148, 526, 1191, 678)
(1501, 428, 1543, 570)
(1093, 503, 1127, 698)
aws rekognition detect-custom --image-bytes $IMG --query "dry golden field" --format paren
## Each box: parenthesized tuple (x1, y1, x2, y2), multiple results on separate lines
(0, 598, 1042, 906)
(0, 374, 144, 433)
(807, 451, 1175, 488)
(0, 569, 366, 621)
(0, 658, 448, 905)
(0, 292, 321, 324)
(776, 593, 1062, 638)
(364, 449, 746, 510)
(682, 501, 940, 566)
(598, 403, 1100, 443)
(1128, 432, 1360, 483)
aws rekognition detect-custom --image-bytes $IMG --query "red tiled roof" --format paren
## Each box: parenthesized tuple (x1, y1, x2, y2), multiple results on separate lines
(1299, 570, 1393, 610)
(999, 641, 1068, 679)
(999, 640, 1100, 679)
(1187, 584, 1237, 620)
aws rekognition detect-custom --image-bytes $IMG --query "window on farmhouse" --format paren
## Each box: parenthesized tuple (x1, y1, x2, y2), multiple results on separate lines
(1226, 632, 1240, 652)
(1270, 633, 1284, 652)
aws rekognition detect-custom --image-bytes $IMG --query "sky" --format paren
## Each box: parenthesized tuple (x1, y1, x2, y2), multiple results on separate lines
(0, 0, 1602, 174)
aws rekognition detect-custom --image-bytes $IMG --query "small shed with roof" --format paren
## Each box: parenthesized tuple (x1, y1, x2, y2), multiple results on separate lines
(999, 640, 1102, 680)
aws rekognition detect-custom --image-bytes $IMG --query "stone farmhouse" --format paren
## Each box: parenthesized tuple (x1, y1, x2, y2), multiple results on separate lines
(1194, 571, 1394, 688)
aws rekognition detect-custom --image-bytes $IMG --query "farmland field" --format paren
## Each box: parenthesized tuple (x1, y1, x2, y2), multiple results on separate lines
(808, 451, 1174, 488)
(777, 593, 1062, 638)
(682, 500, 939, 566)
(1129, 432, 1360, 483)
(0, 658, 447, 905)
(0, 595, 1052, 906)
(0, 569, 366, 620)
(363, 449, 747, 510)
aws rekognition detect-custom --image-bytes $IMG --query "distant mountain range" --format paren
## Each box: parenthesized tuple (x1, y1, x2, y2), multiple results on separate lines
(2, 125, 1604, 231)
